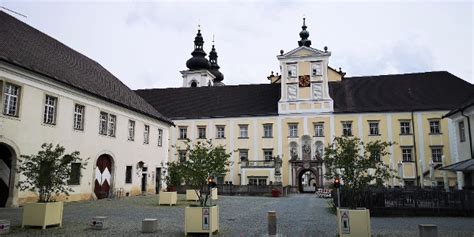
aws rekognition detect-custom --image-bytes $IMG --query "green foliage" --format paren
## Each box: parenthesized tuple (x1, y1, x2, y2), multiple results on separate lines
(17, 143, 88, 203)
(324, 136, 396, 208)
(168, 139, 231, 207)
(165, 161, 181, 190)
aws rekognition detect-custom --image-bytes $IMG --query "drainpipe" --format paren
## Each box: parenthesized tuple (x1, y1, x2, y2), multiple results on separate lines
(411, 111, 421, 187)
(460, 110, 473, 159)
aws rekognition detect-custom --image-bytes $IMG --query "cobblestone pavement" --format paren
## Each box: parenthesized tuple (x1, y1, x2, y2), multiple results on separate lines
(0, 194, 473, 236)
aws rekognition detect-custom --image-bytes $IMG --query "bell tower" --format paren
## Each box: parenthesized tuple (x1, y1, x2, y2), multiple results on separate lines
(277, 18, 334, 114)
(181, 27, 215, 87)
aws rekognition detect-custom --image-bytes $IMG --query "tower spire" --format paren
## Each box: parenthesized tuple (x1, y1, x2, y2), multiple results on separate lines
(186, 27, 211, 70)
(209, 36, 224, 84)
(298, 17, 312, 47)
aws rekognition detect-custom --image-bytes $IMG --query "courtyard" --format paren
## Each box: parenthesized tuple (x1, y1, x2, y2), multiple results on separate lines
(1, 194, 473, 236)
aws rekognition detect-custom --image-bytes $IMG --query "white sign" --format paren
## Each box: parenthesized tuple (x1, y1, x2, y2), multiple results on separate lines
(341, 209, 350, 234)
(202, 208, 210, 230)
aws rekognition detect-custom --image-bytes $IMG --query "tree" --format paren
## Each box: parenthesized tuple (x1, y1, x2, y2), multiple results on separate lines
(168, 139, 231, 207)
(164, 161, 181, 191)
(17, 143, 88, 203)
(324, 136, 396, 208)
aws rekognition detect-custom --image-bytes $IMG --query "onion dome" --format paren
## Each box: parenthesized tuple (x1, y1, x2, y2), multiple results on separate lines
(209, 44, 224, 83)
(298, 18, 312, 47)
(186, 29, 211, 70)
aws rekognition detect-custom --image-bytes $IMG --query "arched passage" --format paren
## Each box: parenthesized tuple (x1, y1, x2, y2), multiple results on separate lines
(94, 154, 114, 199)
(0, 143, 15, 207)
(297, 168, 318, 193)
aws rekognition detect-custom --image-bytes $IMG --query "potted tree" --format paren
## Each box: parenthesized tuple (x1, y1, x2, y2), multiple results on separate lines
(169, 139, 230, 235)
(324, 136, 396, 237)
(17, 143, 86, 229)
(159, 162, 179, 206)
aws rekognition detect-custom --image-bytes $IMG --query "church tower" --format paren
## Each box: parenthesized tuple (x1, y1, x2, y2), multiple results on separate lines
(181, 28, 216, 87)
(209, 42, 225, 86)
(277, 18, 334, 114)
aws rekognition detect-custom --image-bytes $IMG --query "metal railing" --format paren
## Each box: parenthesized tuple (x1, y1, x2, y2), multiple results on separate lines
(240, 160, 275, 168)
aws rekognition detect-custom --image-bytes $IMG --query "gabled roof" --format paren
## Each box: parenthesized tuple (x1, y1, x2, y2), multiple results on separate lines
(0, 11, 173, 125)
(136, 71, 473, 119)
(443, 96, 474, 118)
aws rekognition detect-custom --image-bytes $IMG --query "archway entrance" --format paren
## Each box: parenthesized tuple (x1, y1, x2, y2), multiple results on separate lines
(0, 143, 15, 207)
(297, 169, 318, 193)
(94, 154, 113, 199)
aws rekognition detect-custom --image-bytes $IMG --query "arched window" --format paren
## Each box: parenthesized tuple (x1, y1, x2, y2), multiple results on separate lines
(190, 81, 197, 87)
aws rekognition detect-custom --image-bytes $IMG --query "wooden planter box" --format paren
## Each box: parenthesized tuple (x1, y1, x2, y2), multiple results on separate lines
(159, 192, 177, 206)
(336, 208, 371, 237)
(185, 205, 219, 235)
(22, 202, 63, 229)
(186, 190, 200, 201)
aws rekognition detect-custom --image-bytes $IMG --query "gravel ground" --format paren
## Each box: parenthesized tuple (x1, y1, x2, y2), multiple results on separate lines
(0, 194, 473, 236)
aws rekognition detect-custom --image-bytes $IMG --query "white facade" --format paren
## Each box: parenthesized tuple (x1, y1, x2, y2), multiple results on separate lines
(0, 62, 170, 207)
(181, 69, 215, 87)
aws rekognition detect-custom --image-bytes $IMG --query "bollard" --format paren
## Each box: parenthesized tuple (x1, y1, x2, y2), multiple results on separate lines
(91, 216, 107, 230)
(142, 218, 158, 233)
(268, 211, 277, 236)
(419, 224, 438, 237)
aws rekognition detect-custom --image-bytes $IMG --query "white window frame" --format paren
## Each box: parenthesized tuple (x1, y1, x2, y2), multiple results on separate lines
(216, 125, 225, 139)
(73, 104, 85, 130)
(431, 147, 443, 163)
(179, 126, 187, 139)
(402, 147, 413, 162)
(144, 125, 150, 144)
(157, 128, 163, 146)
(459, 121, 466, 142)
(429, 120, 441, 134)
(3, 82, 21, 117)
(239, 149, 248, 161)
(99, 112, 108, 135)
(289, 123, 298, 137)
(107, 114, 116, 137)
(342, 121, 352, 136)
(263, 124, 273, 138)
(239, 125, 248, 138)
(263, 149, 273, 161)
(128, 120, 135, 141)
(198, 126, 206, 139)
(400, 121, 411, 135)
(314, 123, 324, 137)
(369, 121, 379, 136)
(43, 95, 58, 125)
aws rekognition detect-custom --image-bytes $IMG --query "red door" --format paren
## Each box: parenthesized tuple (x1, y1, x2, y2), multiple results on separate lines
(94, 155, 112, 199)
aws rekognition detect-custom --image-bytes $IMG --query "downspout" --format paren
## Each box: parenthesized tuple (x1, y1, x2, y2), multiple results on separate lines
(411, 111, 420, 187)
(460, 110, 473, 159)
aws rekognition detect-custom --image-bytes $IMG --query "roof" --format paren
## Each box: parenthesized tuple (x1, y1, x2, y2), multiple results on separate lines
(440, 158, 474, 172)
(136, 71, 473, 119)
(135, 84, 281, 119)
(443, 96, 474, 118)
(0, 11, 173, 125)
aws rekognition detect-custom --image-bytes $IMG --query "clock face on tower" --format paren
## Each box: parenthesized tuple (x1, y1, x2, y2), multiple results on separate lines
(298, 75, 310, 87)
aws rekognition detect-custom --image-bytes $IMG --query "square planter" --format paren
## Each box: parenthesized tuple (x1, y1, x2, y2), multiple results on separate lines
(186, 189, 200, 201)
(211, 188, 218, 200)
(159, 192, 177, 206)
(22, 202, 63, 229)
(336, 208, 371, 237)
(185, 205, 219, 235)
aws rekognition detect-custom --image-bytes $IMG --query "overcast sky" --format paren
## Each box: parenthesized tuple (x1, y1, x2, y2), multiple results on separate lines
(1, 1, 473, 89)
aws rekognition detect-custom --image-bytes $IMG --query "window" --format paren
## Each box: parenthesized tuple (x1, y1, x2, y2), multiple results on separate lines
(369, 121, 379, 136)
(198, 126, 206, 139)
(429, 120, 441, 134)
(107, 114, 116, 137)
(179, 127, 187, 139)
(178, 150, 186, 162)
(459, 121, 466, 142)
(73, 104, 85, 130)
(99, 112, 116, 137)
(239, 149, 248, 161)
(431, 147, 443, 162)
(43, 95, 57, 125)
(249, 177, 267, 186)
(239, 125, 248, 138)
(342, 121, 352, 136)
(144, 125, 150, 144)
(99, 112, 108, 135)
(400, 121, 411, 135)
(128, 120, 135, 141)
(69, 163, 81, 185)
(311, 62, 322, 76)
(3, 83, 21, 116)
(287, 64, 297, 78)
(289, 123, 298, 137)
(157, 129, 163, 146)
(263, 149, 273, 161)
(216, 125, 225, 139)
(371, 151, 381, 161)
(125, 166, 132, 184)
(402, 147, 413, 162)
(263, 124, 273, 138)
(314, 123, 324, 137)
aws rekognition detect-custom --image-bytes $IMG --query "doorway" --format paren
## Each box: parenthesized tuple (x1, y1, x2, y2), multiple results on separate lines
(155, 168, 161, 194)
(298, 169, 318, 193)
(94, 154, 113, 199)
(0, 143, 14, 207)
(141, 167, 148, 193)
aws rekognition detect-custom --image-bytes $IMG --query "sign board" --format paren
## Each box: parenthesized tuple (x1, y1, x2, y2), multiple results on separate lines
(202, 208, 210, 230)
(341, 209, 350, 234)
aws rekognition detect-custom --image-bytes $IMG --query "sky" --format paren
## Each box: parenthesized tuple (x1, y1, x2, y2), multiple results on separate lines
(1, 1, 473, 89)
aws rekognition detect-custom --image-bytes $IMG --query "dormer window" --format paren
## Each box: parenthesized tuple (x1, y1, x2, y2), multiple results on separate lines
(287, 64, 297, 78)
(311, 62, 322, 76)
